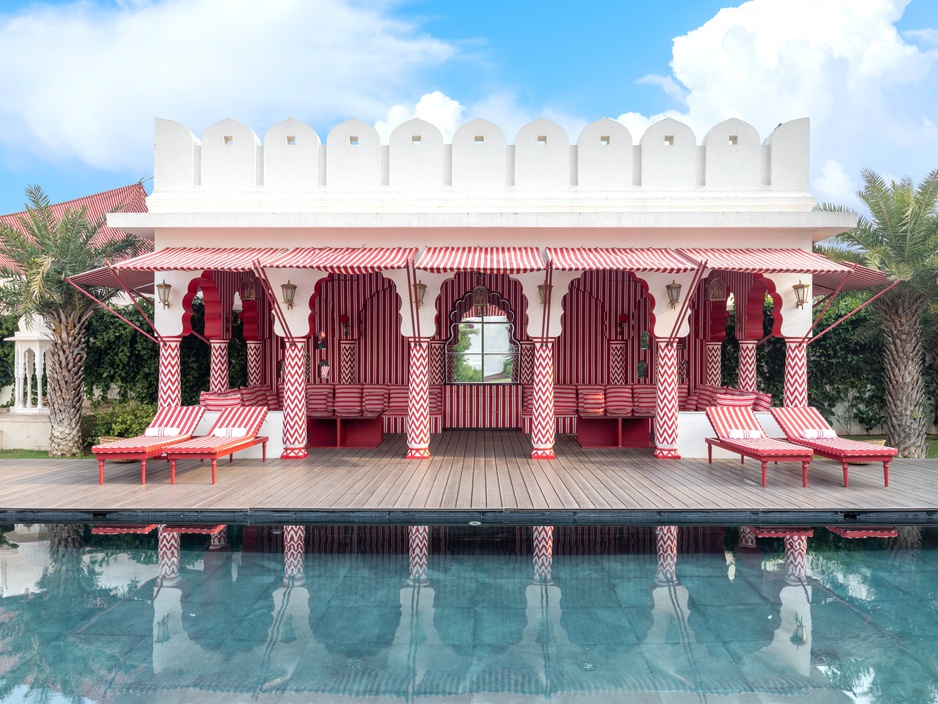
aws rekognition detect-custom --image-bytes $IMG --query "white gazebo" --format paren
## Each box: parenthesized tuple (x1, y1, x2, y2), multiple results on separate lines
(5, 314, 51, 414)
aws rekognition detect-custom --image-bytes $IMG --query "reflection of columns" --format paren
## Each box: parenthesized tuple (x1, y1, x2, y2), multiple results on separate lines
(530, 339, 556, 460)
(408, 525, 429, 585)
(340, 339, 357, 385)
(406, 338, 432, 459)
(705, 341, 722, 387)
(738, 341, 757, 392)
(209, 339, 229, 392)
(608, 341, 627, 386)
(654, 340, 680, 459)
(280, 339, 308, 459)
(157, 526, 180, 588)
(283, 525, 305, 585)
(532, 526, 553, 582)
(209, 526, 228, 550)
(246, 340, 264, 387)
(734, 526, 763, 574)
(784, 534, 809, 585)
(784, 338, 808, 407)
(157, 337, 182, 409)
(655, 526, 678, 585)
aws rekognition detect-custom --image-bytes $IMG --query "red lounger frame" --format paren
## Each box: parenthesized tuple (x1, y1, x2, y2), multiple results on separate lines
(91, 406, 206, 485)
(163, 406, 269, 484)
(770, 406, 897, 487)
(704, 406, 814, 487)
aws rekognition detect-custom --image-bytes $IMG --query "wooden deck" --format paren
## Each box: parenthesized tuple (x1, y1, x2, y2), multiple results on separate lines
(1, 431, 936, 524)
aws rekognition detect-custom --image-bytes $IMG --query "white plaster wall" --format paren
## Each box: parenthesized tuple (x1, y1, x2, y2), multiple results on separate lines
(154, 118, 200, 191)
(326, 119, 381, 189)
(703, 118, 761, 189)
(514, 119, 570, 189)
(764, 118, 810, 190)
(0, 413, 52, 450)
(263, 119, 320, 190)
(763, 272, 813, 337)
(200, 119, 261, 190)
(577, 118, 633, 189)
(640, 118, 697, 190)
(389, 118, 444, 190)
(452, 118, 507, 190)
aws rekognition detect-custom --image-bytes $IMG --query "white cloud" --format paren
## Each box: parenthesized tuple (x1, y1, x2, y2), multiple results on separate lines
(617, 0, 938, 208)
(814, 159, 855, 203)
(375, 91, 465, 141)
(637, 74, 687, 103)
(0, 0, 455, 170)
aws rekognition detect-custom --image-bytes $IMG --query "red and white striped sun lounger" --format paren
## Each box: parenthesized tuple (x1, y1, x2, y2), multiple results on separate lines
(92, 405, 206, 485)
(704, 405, 814, 487)
(163, 406, 269, 484)
(770, 406, 897, 487)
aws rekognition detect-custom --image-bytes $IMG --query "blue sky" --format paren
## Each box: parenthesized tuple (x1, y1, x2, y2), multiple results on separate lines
(0, 0, 935, 215)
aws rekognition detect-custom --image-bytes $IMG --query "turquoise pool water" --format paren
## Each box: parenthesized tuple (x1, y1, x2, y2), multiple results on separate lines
(0, 523, 933, 703)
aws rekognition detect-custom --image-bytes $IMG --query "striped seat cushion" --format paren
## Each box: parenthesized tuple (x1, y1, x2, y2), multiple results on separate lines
(429, 385, 443, 414)
(715, 392, 757, 408)
(362, 386, 389, 414)
(695, 385, 722, 409)
(239, 386, 269, 407)
(387, 387, 409, 413)
(148, 405, 205, 437)
(632, 385, 657, 415)
(604, 385, 633, 415)
(752, 392, 772, 412)
(206, 405, 268, 438)
(334, 385, 363, 417)
(553, 386, 577, 414)
(522, 385, 534, 414)
(306, 383, 334, 415)
(199, 390, 242, 411)
(684, 394, 699, 411)
(577, 385, 605, 416)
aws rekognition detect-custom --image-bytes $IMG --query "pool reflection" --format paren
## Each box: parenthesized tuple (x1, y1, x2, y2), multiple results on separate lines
(0, 523, 933, 702)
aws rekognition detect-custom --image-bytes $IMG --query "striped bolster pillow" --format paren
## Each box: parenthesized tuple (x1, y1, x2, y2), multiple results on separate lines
(715, 393, 756, 408)
(199, 390, 242, 411)
(727, 428, 759, 439)
(801, 428, 836, 439)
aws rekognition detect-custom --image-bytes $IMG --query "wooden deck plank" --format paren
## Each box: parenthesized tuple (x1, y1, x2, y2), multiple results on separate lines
(1, 431, 937, 516)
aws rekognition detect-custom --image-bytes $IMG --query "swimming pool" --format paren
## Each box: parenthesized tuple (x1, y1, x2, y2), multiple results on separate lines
(0, 523, 933, 702)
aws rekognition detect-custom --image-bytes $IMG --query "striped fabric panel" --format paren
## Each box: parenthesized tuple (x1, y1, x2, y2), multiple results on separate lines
(577, 385, 605, 416)
(695, 385, 722, 408)
(705, 406, 766, 438)
(415, 247, 546, 273)
(679, 248, 853, 274)
(207, 406, 268, 437)
(715, 392, 757, 407)
(814, 263, 891, 297)
(266, 390, 281, 411)
(442, 385, 521, 428)
(362, 386, 389, 413)
(752, 392, 772, 412)
(547, 247, 695, 273)
(387, 386, 410, 412)
(148, 406, 205, 436)
(263, 247, 417, 273)
(770, 406, 831, 439)
(794, 437, 898, 456)
(428, 385, 443, 414)
(521, 385, 534, 413)
(684, 394, 699, 411)
(305, 384, 334, 413)
(93, 435, 189, 453)
(334, 385, 363, 416)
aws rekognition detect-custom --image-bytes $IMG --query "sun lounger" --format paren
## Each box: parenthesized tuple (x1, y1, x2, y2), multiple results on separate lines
(92, 405, 206, 485)
(770, 406, 897, 487)
(163, 406, 269, 484)
(704, 405, 814, 487)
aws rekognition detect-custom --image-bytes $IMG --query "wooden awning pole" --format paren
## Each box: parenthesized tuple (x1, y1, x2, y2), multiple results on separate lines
(799, 262, 859, 345)
(103, 259, 160, 335)
(806, 280, 901, 346)
(64, 278, 159, 344)
(667, 260, 706, 345)
(252, 261, 296, 344)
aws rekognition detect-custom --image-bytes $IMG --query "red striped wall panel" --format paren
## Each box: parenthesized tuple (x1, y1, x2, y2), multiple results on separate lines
(444, 385, 522, 428)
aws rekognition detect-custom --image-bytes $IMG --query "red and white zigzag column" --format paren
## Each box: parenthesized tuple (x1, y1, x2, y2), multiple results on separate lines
(784, 534, 808, 585)
(406, 338, 432, 459)
(738, 340, 757, 392)
(209, 339, 229, 392)
(246, 340, 264, 387)
(705, 342, 722, 387)
(530, 339, 556, 460)
(281, 339, 308, 459)
(408, 525, 429, 586)
(157, 526, 181, 588)
(655, 525, 678, 585)
(784, 338, 808, 407)
(157, 337, 182, 409)
(283, 525, 306, 586)
(654, 340, 681, 459)
(532, 525, 553, 582)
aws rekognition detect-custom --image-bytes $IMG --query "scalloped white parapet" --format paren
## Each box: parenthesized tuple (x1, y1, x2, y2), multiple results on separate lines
(153, 115, 810, 194)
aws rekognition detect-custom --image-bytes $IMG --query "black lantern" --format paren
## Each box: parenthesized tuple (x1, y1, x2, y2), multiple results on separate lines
(156, 280, 172, 309)
(793, 280, 809, 309)
(666, 280, 682, 309)
(281, 280, 297, 309)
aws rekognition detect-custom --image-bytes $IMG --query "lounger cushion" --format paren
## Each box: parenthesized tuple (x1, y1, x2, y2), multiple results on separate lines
(212, 427, 248, 438)
(801, 428, 837, 439)
(715, 392, 757, 407)
(577, 385, 605, 416)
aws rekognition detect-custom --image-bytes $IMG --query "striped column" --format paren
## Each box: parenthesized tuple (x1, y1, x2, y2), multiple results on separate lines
(655, 525, 678, 585)
(340, 339, 357, 385)
(532, 526, 553, 582)
(784, 534, 808, 585)
(157, 337, 182, 409)
(531, 339, 555, 460)
(280, 339, 308, 459)
(784, 338, 808, 407)
(283, 525, 306, 586)
(654, 340, 681, 459)
(738, 340, 757, 392)
(408, 525, 429, 586)
(705, 342, 722, 387)
(209, 339, 229, 392)
(609, 341, 627, 386)
(246, 340, 264, 387)
(406, 338, 432, 459)
(157, 526, 181, 588)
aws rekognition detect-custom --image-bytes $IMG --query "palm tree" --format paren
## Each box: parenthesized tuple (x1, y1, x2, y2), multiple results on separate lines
(824, 169, 938, 458)
(0, 186, 145, 456)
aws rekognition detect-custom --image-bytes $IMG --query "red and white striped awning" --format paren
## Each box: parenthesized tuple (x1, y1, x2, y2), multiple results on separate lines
(67, 265, 155, 292)
(814, 263, 892, 296)
(679, 248, 853, 274)
(109, 247, 288, 272)
(547, 247, 696, 272)
(415, 247, 546, 273)
(264, 247, 417, 273)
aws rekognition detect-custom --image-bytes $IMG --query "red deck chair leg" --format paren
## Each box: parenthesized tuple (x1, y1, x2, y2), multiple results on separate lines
(707, 444, 712, 464)
(842, 461, 849, 488)
(171, 459, 177, 485)
(141, 459, 147, 486)
(229, 453, 233, 463)
(98, 459, 104, 486)
(802, 461, 809, 487)
(761, 461, 767, 487)
(740, 455, 745, 465)
(884, 461, 890, 487)
(263, 441, 267, 462)
(212, 458, 218, 484)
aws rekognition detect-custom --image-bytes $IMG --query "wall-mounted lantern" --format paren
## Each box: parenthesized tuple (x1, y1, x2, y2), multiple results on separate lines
(707, 277, 727, 302)
(793, 280, 810, 309)
(281, 280, 297, 309)
(637, 360, 648, 379)
(666, 280, 682, 309)
(412, 281, 427, 308)
(239, 276, 256, 302)
(537, 283, 552, 304)
(156, 280, 172, 309)
(318, 359, 331, 379)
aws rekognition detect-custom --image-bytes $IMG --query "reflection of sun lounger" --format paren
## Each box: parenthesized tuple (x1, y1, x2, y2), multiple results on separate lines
(704, 405, 813, 487)
(771, 406, 897, 487)
(92, 406, 206, 485)
(163, 406, 269, 484)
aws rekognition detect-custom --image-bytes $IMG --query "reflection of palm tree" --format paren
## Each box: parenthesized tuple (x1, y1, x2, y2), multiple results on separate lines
(0, 524, 138, 704)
